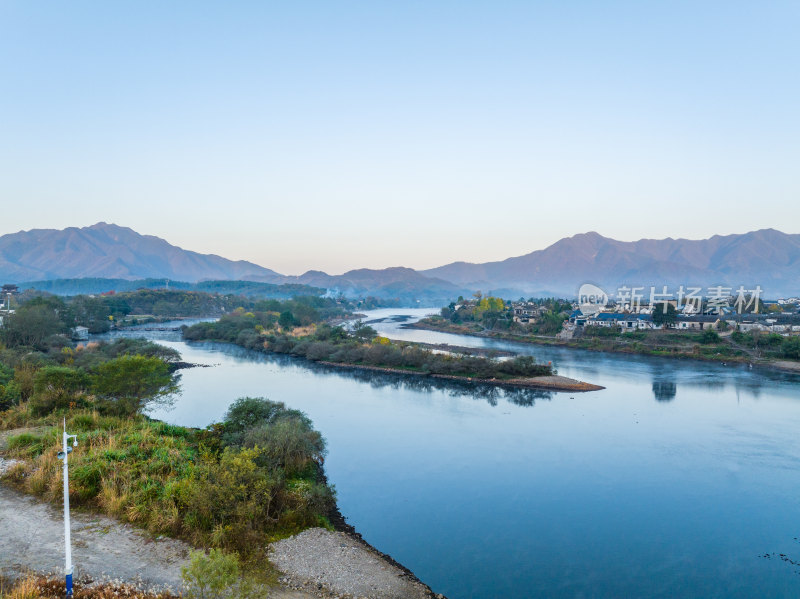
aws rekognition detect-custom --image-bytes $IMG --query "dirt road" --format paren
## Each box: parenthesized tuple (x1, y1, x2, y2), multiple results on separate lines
(0, 483, 313, 598)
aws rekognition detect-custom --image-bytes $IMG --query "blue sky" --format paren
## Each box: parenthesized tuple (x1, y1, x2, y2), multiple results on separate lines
(1, 1, 798, 274)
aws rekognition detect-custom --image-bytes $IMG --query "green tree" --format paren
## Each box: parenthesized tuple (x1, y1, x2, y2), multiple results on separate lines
(91, 354, 179, 416)
(782, 336, 800, 360)
(70, 296, 112, 333)
(0, 301, 66, 349)
(350, 320, 377, 342)
(221, 396, 309, 446)
(278, 310, 297, 329)
(652, 303, 677, 328)
(30, 366, 90, 415)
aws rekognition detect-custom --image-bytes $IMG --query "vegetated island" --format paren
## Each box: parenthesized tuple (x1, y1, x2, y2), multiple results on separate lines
(181, 305, 603, 393)
(0, 296, 442, 598)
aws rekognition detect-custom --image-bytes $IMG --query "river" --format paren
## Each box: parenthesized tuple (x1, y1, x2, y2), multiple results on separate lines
(108, 309, 800, 598)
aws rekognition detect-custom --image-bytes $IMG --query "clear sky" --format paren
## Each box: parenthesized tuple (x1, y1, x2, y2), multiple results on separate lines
(1, 1, 798, 275)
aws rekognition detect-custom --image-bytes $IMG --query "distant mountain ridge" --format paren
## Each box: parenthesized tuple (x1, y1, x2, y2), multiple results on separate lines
(0, 223, 463, 303)
(0, 223, 279, 283)
(423, 229, 800, 297)
(1, 223, 798, 301)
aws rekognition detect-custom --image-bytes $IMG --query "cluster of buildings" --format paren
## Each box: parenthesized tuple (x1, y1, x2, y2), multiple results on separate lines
(560, 301, 800, 337)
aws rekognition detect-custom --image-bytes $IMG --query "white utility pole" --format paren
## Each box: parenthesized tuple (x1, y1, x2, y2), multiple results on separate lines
(57, 419, 78, 596)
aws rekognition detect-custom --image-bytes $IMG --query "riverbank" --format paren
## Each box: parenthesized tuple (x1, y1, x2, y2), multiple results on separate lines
(408, 318, 800, 373)
(1, 481, 437, 599)
(0, 422, 445, 599)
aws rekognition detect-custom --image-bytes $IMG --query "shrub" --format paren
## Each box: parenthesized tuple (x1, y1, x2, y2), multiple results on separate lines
(0, 379, 22, 411)
(182, 447, 283, 552)
(14, 362, 39, 400)
(181, 549, 241, 599)
(242, 417, 326, 476)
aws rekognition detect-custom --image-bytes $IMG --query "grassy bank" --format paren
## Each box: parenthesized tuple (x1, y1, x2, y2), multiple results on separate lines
(1, 398, 334, 557)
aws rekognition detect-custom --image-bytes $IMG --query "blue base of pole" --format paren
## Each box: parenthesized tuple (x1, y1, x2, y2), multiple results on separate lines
(66, 573, 73, 596)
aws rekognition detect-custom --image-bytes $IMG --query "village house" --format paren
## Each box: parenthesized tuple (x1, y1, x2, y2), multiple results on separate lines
(512, 302, 544, 324)
(71, 326, 90, 341)
(735, 321, 770, 333)
(675, 315, 721, 330)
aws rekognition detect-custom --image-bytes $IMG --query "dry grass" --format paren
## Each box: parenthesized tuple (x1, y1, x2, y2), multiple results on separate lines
(287, 325, 316, 338)
(0, 575, 177, 599)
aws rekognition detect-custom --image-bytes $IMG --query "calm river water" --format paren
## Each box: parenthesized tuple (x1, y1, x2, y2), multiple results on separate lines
(112, 309, 800, 598)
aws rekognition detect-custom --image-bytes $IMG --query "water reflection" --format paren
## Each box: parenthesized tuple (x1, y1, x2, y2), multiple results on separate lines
(652, 380, 677, 402)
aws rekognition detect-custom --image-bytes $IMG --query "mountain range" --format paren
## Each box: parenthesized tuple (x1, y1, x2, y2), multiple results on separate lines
(0, 223, 278, 283)
(424, 229, 800, 297)
(1, 223, 799, 301)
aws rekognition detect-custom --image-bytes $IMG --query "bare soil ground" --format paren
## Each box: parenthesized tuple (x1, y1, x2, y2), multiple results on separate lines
(0, 483, 189, 593)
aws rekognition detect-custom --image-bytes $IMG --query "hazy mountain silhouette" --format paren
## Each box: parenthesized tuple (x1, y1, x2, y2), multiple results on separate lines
(0, 223, 280, 283)
(1, 224, 798, 299)
(423, 229, 800, 297)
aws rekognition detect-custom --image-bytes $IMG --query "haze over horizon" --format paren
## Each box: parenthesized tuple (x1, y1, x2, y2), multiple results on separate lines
(2, 2, 798, 274)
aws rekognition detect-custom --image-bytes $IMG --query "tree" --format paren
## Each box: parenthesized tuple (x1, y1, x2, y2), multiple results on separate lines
(351, 322, 377, 342)
(221, 396, 309, 446)
(652, 303, 677, 328)
(91, 355, 179, 416)
(30, 366, 90, 415)
(0, 301, 66, 349)
(782, 336, 800, 360)
(70, 296, 112, 333)
(278, 310, 296, 329)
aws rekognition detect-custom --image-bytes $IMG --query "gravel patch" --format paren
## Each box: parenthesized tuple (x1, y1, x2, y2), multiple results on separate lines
(0, 457, 22, 476)
(270, 528, 442, 599)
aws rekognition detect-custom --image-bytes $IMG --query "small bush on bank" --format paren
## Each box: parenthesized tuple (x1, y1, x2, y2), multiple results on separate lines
(181, 549, 244, 599)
